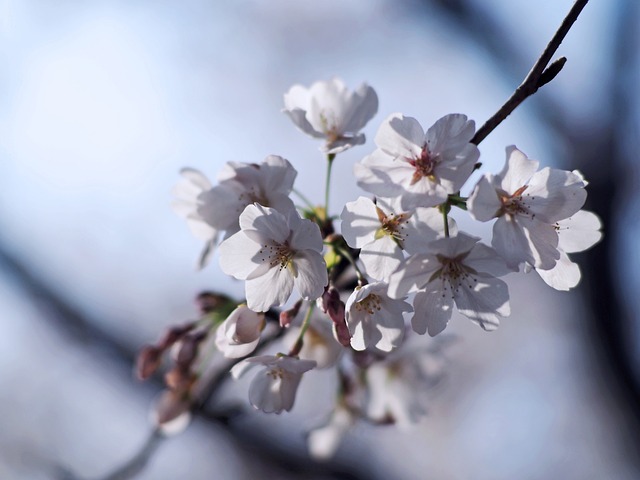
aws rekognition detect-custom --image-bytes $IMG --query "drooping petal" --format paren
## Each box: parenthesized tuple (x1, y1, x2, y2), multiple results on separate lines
(464, 243, 514, 277)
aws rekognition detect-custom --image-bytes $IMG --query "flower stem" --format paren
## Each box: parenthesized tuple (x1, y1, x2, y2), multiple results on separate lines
(292, 188, 315, 209)
(334, 245, 366, 286)
(289, 302, 315, 356)
(443, 209, 450, 238)
(324, 153, 336, 220)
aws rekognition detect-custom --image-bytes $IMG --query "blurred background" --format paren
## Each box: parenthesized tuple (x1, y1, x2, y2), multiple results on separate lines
(1, 0, 639, 478)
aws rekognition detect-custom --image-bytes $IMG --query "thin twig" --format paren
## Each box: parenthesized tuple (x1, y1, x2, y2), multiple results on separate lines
(471, 0, 589, 145)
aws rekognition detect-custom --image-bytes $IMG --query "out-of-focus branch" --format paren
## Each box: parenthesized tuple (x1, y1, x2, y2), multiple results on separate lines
(470, 0, 589, 145)
(0, 245, 380, 480)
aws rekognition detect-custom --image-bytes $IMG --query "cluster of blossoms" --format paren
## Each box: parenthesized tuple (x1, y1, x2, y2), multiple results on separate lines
(143, 78, 601, 458)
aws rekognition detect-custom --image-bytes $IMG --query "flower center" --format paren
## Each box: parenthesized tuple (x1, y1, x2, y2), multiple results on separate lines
(432, 253, 478, 297)
(259, 242, 295, 273)
(375, 206, 410, 247)
(499, 185, 530, 217)
(355, 293, 382, 315)
(408, 145, 438, 185)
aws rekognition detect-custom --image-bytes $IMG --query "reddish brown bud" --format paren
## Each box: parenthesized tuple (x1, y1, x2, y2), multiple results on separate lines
(279, 299, 303, 328)
(164, 366, 196, 392)
(322, 288, 351, 347)
(174, 330, 207, 368)
(158, 322, 196, 350)
(136, 345, 162, 380)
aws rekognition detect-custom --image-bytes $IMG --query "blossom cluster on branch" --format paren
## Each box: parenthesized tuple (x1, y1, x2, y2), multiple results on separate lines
(141, 76, 601, 459)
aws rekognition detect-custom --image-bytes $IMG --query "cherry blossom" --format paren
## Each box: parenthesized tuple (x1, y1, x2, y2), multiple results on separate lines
(344, 282, 412, 352)
(341, 196, 453, 281)
(283, 314, 343, 369)
(231, 355, 316, 414)
(219, 204, 328, 311)
(388, 233, 511, 336)
(536, 210, 602, 290)
(173, 156, 297, 268)
(354, 113, 479, 208)
(307, 405, 355, 460)
(172, 168, 220, 268)
(283, 78, 378, 154)
(215, 305, 265, 358)
(467, 146, 587, 270)
(365, 339, 449, 428)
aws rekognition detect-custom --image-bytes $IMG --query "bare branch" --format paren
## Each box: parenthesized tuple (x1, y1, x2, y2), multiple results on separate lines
(471, 0, 589, 145)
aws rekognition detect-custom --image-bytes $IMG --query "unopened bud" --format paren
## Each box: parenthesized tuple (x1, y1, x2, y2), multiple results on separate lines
(322, 288, 350, 347)
(174, 330, 207, 368)
(164, 366, 196, 392)
(158, 322, 196, 350)
(279, 299, 303, 328)
(136, 345, 162, 380)
(196, 291, 232, 315)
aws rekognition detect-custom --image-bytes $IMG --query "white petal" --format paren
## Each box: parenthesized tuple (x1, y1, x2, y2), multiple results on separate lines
(492, 216, 537, 269)
(403, 206, 451, 254)
(375, 113, 424, 158)
(525, 167, 587, 222)
(245, 266, 295, 311)
(498, 146, 539, 193)
(464, 243, 514, 277)
(360, 235, 403, 282)
(340, 197, 381, 249)
(249, 369, 285, 413)
(412, 285, 454, 336)
(178, 167, 212, 191)
(288, 216, 324, 252)
(387, 254, 438, 298)
(453, 275, 510, 330)
(292, 250, 328, 301)
(218, 232, 262, 280)
(536, 251, 581, 291)
(341, 84, 378, 132)
(425, 114, 475, 155)
(557, 210, 602, 253)
(468, 175, 502, 222)
(354, 149, 409, 199)
(239, 204, 289, 244)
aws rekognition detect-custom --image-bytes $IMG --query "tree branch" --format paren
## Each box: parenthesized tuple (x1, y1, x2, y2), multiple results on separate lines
(471, 0, 589, 145)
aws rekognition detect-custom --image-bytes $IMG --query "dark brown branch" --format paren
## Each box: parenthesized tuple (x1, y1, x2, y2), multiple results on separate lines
(471, 0, 589, 145)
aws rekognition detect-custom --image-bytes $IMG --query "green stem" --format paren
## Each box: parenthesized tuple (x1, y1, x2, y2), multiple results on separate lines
(324, 153, 336, 219)
(292, 188, 315, 209)
(289, 302, 315, 356)
(334, 245, 365, 285)
(443, 209, 450, 238)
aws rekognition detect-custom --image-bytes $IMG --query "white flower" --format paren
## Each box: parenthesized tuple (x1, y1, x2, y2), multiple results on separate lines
(344, 282, 412, 352)
(283, 78, 378, 154)
(536, 210, 602, 290)
(172, 168, 219, 268)
(308, 405, 354, 460)
(219, 204, 328, 311)
(173, 156, 297, 268)
(340, 196, 453, 281)
(388, 233, 511, 336)
(215, 305, 265, 358)
(365, 338, 450, 428)
(467, 146, 587, 270)
(283, 314, 343, 369)
(231, 355, 316, 414)
(355, 113, 479, 209)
